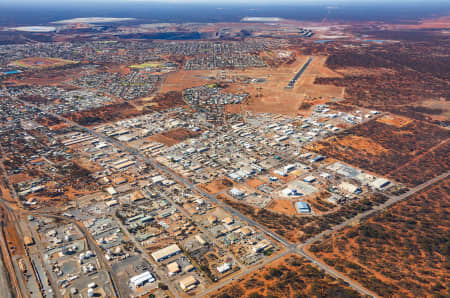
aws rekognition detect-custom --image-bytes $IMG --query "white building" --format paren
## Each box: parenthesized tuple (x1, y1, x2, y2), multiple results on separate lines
(129, 271, 155, 290)
(217, 263, 232, 274)
(151, 244, 181, 262)
(338, 182, 361, 194)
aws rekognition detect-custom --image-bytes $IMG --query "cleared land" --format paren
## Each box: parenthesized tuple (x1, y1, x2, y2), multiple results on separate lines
(266, 199, 297, 216)
(160, 52, 344, 116)
(11, 57, 78, 69)
(200, 178, 233, 194)
(129, 62, 164, 69)
(147, 127, 202, 146)
(309, 178, 450, 298)
(4, 66, 86, 86)
(226, 54, 344, 115)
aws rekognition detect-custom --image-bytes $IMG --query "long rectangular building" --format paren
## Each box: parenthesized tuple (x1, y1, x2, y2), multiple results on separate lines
(151, 244, 181, 262)
(129, 271, 155, 289)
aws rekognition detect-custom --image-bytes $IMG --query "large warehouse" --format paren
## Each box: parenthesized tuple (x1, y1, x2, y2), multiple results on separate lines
(151, 244, 182, 262)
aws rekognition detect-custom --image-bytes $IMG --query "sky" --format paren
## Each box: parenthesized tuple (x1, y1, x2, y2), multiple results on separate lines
(1, 0, 447, 26)
(2, 0, 447, 4)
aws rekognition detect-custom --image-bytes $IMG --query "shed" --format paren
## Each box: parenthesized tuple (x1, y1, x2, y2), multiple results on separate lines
(179, 276, 198, 291)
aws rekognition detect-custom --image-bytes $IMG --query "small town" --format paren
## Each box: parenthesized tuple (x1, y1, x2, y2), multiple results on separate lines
(0, 4, 448, 298)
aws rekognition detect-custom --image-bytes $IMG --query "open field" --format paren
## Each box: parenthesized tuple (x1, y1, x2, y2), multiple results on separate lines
(160, 52, 344, 116)
(4, 67, 86, 86)
(225, 54, 344, 115)
(11, 57, 78, 69)
(309, 178, 450, 298)
(199, 178, 233, 194)
(211, 254, 362, 298)
(266, 199, 297, 216)
(147, 127, 202, 147)
(159, 69, 216, 93)
(413, 99, 450, 122)
(376, 114, 412, 128)
(309, 119, 450, 186)
(129, 62, 164, 69)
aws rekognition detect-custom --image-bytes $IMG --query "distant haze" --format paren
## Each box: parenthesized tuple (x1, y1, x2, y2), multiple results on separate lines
(0, 1, 448, 26)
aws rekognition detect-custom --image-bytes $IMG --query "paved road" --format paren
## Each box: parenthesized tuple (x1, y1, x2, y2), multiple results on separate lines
(199, 249, 290, 297)
(300, 171, 450, 247)
(0, 195, 123, 298)
(10, 101, 383, 297)
(297, 247, 379, 297)
(15, 98, 450, 298)
(17, 99, 298, 251)
(295, 171, 449, 298)
(113, 214, 181, 298)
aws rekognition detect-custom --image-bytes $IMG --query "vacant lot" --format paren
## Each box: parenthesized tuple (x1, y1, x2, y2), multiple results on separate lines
(200, 178, 233, 194)
(148, 127, 202, 146)
(309, 178, 449, 298)
(160, 52, 343, 116)
(11, 57, 78, 69)
(309, 119, 450, 186)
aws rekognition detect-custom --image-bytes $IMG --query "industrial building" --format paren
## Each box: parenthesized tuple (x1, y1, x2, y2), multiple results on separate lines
(129, 271, 155, 290)
(295, 201, 311, 213)
(151, 244, 182, 262)
(179, 275, 198, 291)
(371, 178, 391, 190)
(338, 182, 362, 194)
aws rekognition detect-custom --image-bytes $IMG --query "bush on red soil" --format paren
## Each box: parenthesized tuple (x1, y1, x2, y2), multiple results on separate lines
(65, 102, 146, 126)
(312, 119, 449, 186)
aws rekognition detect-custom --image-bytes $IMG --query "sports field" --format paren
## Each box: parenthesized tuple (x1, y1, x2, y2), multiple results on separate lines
(129, 61, 163, 69)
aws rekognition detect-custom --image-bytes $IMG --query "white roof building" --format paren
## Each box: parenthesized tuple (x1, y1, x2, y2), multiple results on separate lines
(179, 275, 198, 291)
(151, 244, 181, 262)
(303, 176, 316, 183)
(106, 187, 117, 196)
(371, 178, 391, 190)
(229, 187, 245, 197)
(338, 182, 361, 194)
(129, 271, 155, 290)
(217, 263, 232, 273)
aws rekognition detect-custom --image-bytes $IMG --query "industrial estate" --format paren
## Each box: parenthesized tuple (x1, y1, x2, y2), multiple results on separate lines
(0, 6, 448, 298)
